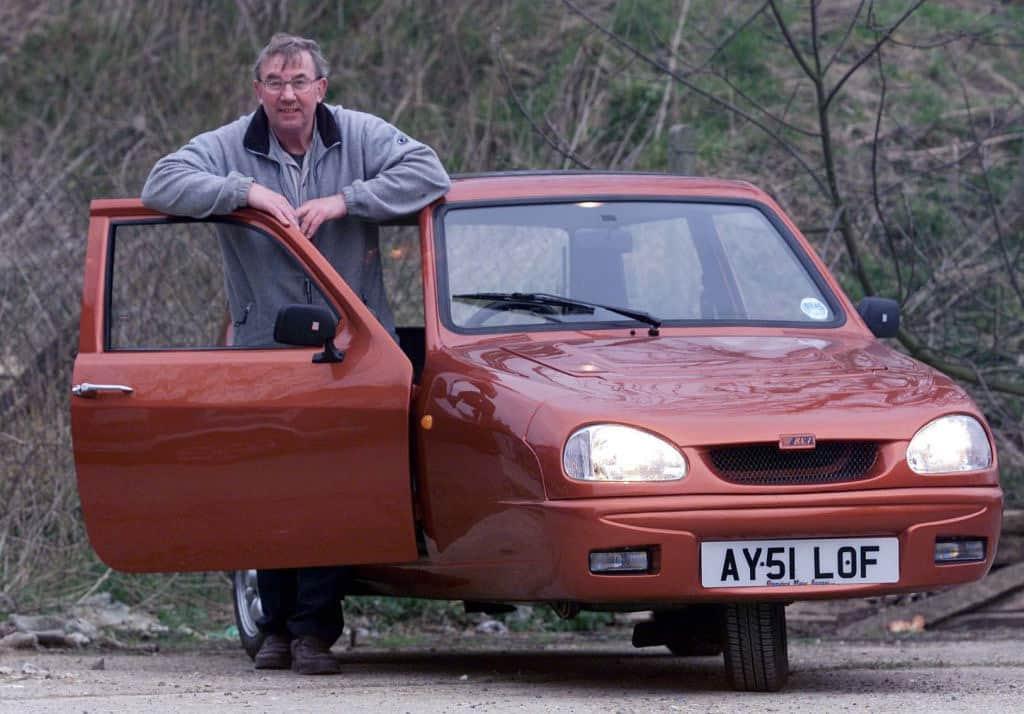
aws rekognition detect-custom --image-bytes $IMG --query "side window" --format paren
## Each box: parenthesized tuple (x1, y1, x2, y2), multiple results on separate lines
(108, 220, 336, 350)
(379, 224, 423, 327)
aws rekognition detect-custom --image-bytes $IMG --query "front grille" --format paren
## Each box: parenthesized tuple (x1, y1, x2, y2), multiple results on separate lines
(708, 441, 878, 486)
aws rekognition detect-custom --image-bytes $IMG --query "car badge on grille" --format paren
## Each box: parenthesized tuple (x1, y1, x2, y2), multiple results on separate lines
(779, 434, 816, 450)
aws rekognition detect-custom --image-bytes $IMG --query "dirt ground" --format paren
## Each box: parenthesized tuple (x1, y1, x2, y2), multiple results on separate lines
(2, 629, 1023, 713)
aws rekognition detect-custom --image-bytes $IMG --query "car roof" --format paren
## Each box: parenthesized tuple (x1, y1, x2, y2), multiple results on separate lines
(444, 171, 767, 203)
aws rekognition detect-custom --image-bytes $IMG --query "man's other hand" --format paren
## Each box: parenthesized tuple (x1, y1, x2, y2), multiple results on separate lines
(247, 183, 298, 227)
(296, 195, 348, 239)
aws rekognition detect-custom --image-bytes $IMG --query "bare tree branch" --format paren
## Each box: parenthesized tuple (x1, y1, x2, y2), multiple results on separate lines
(824, 0, 927, 110)
(699, 63, 822, 139)
(690, 0, 772, 74)
(767, 0, 818, 83)
(560, 0, 829, 195)
(869, 16, 904, 300)
(823, 0, 868, 73)
(653, 0, 689, 139)
(810, 0, 824, 80)
(899, 327, 1024, 397)
(950, 50, 1024, 309)
(491, 32, 592, 170)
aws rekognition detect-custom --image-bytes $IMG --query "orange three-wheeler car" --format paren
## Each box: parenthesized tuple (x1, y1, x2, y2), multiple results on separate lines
(71, 173, 1002, 691)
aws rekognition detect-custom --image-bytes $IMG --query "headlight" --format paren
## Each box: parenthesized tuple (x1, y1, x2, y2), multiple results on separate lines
(563, 424, 687, 482)
(906, 415, 992, 474)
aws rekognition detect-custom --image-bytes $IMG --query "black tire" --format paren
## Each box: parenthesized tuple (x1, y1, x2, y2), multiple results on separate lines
(231, 569, 265, 660)
(722, 602, 789, 692)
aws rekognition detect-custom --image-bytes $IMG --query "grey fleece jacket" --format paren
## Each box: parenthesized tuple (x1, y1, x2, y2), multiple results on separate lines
(141, 102, 450, 347)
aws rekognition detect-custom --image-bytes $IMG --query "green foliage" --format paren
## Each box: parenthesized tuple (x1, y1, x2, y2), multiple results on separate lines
(508, 607, 615, 633)
(605, 78, 661, 141)
(343, 597, 617, 634)
(999, 458, 1024, 506)
(346, 597, 470, 628)
(610, 0, 675, 51)
(696, 120, 733, 167)
(716, 20, 776, 97)
(903, 83, 947, 127)
(912, 1, 1007, 36)
(155, 603, 225, 633)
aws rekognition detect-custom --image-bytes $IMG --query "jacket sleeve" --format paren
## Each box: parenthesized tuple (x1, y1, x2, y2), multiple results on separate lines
(141, 127, 253, 218)
(340, 114, 451, 222)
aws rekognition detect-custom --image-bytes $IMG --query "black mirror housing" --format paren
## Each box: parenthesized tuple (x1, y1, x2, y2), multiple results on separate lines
(274, 304, 344, 363)
(274, 304, 337, 346)
(856, 297, 900, 338)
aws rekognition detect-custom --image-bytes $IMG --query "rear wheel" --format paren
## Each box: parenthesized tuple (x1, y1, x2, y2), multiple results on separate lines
(722, 602, 789, 692)
(232, 569, 265, 659)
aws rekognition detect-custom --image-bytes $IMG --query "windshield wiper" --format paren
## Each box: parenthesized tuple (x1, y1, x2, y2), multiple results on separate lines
(452, 292, 661, 336)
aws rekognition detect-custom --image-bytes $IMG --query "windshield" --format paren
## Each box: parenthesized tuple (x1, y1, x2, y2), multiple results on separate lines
(439, 201, 840, 331)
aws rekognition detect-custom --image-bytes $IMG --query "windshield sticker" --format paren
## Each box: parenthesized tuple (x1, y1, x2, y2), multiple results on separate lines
(800, 298, 830, 321)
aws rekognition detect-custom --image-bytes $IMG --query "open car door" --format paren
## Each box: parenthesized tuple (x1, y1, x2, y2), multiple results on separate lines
(70, 201, 418, 572)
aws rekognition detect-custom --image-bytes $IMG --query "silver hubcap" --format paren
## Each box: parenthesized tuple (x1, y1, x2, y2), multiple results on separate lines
(233, 569, 263, 637)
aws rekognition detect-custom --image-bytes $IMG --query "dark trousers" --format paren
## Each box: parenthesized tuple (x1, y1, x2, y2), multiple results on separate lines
(256, 566, 346, 643)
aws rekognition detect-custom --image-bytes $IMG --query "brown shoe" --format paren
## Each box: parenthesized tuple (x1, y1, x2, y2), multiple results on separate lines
(291, 635, 341, 675)
(253, 632, 292, 670)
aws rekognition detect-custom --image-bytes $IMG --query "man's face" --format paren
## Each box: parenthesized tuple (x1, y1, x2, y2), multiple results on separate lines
(254, 51, 326, 138)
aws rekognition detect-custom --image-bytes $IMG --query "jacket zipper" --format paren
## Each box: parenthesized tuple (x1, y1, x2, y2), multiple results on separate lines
(235, 302, 253, 326)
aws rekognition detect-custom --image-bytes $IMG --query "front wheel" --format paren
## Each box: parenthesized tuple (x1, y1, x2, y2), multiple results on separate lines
(232, 569, 265, 659)
(722, 602, 789, 692)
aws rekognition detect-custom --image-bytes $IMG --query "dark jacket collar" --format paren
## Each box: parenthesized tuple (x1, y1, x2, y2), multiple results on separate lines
(243, 103, 341, 156)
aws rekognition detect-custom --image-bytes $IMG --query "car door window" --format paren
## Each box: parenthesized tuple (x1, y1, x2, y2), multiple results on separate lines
(108, 219, 336, 350)
(380, 223, 423, 328)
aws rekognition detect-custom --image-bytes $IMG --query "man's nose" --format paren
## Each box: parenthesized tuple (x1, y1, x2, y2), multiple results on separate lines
(280, 82, 298, 99)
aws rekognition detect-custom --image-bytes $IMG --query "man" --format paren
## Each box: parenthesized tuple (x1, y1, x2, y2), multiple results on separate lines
(142, 33, 450, 674)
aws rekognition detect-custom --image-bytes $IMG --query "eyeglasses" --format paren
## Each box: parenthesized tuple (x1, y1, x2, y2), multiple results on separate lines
(258, 76, 323, 94)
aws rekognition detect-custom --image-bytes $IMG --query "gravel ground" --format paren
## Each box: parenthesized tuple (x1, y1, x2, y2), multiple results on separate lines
(2, 630, 1023, 712)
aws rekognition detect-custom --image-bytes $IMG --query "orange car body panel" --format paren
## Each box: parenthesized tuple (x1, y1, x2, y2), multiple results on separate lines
(73, 175, 1002, 606)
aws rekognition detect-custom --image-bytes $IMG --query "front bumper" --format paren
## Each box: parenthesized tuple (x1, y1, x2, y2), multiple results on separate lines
(535, 486, 1002, 603)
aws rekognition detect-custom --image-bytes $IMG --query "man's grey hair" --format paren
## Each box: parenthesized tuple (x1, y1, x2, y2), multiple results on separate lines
(253, 33, 329, 80)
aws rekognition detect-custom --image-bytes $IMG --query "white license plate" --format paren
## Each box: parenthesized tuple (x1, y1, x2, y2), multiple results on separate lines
(700, 537, 899, 588)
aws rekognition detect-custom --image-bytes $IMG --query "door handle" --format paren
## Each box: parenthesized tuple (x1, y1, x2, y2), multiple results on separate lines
(71, 383, 135, 398)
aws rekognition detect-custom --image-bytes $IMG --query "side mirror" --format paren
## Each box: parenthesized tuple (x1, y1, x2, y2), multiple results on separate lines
(856, 297, 900, 339)
(273, 304, 344, 363)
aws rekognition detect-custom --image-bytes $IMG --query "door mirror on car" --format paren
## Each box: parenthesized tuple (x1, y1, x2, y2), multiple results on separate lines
(856, 297, 900, 339)
(273, 304, 344, 363)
